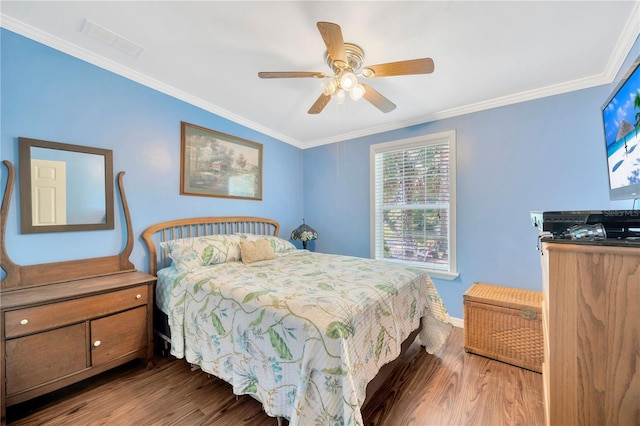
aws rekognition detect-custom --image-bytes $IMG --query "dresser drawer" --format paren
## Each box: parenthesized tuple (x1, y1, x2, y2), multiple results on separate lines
(4, 285, 148, 339)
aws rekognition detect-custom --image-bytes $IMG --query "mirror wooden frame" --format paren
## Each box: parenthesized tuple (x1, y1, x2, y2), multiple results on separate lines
(1, 160, 135, 290)
(19, 137, 115, 234)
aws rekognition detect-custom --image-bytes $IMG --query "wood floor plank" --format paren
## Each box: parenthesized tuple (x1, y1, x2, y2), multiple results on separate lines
(421, 340, 468, 425)
(370, 341, 462, 425)
(513, 364, 545, 426)
(7, 327, 544, 425)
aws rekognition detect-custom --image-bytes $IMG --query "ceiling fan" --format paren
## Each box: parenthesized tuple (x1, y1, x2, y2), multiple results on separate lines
(258, 22, 434, 114)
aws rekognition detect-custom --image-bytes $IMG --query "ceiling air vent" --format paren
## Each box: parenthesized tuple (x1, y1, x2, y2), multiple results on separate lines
(81, 19, 143, 58)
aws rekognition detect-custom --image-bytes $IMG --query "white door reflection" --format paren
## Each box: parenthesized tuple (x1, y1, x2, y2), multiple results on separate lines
(31, 158, 67, 226)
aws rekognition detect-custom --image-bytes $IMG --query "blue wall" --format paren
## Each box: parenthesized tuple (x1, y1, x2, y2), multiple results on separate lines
(2, 27, 638, 319)
(304, 37, 640, 318)
(0, 29, 303, 274)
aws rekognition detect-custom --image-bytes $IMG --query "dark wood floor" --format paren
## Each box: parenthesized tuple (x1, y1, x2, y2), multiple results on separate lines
(6, 327, 544, 425)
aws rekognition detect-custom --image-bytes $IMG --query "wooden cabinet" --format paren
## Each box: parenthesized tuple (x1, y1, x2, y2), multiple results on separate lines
(541, 242, 640, 425)
(1, 271, 155, 413)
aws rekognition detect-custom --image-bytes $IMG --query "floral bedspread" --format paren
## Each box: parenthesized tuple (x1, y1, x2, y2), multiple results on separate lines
(166, 250, 452, 425)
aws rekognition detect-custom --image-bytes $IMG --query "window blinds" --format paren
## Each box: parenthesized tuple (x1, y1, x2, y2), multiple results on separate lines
(373, 140, 451, 270)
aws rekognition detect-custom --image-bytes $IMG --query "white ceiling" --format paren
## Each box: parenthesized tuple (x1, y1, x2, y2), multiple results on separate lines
(2, 1, 639, 148)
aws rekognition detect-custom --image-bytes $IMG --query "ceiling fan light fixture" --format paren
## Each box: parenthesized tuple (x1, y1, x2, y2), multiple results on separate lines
(332, 88, 346, 104)
(340, 71, 357, 91)
(350, 83, 365, 101)
(323, 79, 337, 96)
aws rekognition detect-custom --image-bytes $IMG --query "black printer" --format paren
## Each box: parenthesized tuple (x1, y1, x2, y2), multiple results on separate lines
(530, 210, 640, 239)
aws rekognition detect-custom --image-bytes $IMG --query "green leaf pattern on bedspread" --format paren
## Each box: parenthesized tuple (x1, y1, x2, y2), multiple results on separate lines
(167, 251, 451, 426)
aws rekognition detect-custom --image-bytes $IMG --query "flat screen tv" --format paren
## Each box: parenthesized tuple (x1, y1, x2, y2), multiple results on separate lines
(602, 54, 640, 201)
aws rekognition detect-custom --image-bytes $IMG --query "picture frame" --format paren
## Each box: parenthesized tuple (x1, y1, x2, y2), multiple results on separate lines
(180, 122, 263, 200)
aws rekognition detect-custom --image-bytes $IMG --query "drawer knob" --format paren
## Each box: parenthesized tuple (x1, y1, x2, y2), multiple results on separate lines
(136, 294, 142, 299)
(94, 340, 101, 347)
(20, 319, 28, 325)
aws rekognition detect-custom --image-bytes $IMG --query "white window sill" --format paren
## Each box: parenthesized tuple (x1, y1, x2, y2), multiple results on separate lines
(423, 269, 459, 281)
(375, 258, 459, 281)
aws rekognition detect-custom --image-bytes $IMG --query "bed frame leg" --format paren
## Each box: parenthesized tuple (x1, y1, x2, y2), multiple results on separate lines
(154, 330, 172, 357)
(277, 417, 283, 426)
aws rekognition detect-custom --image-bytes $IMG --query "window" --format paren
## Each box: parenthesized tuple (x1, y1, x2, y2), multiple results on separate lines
(370, 131, 457, 280)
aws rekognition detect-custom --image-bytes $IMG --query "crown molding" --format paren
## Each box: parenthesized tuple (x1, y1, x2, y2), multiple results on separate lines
(301, 70, 613, 148)
(300, 2, 640, 149)
(602, 1, 640, 82)
(0, 14, 305, 149)
(3, 4, 639, 151)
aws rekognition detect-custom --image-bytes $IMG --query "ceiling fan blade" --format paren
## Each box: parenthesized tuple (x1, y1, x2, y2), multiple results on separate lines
(363, 58, 434, 77)
(308, 93, 331, 114)
(317, 22, 347, 66)
(362, 84, 396, 113)
(258, 71, 325, 79)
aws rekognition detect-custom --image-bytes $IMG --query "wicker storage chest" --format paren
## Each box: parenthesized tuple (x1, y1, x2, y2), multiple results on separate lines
(463, 282, 543, 373)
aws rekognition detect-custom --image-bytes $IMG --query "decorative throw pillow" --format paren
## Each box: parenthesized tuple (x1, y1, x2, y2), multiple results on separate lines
(236, 233, 297, 253)
(160, 234, 242, 271)
(239, 239, 276, 264)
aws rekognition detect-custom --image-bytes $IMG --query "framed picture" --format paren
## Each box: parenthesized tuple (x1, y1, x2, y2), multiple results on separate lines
(180, 122, 263, 200)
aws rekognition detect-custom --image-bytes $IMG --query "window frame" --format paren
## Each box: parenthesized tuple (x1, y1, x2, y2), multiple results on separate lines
(369, 130, 458, 280)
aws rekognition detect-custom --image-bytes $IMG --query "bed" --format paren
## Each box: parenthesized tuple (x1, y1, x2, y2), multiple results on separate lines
(141, 216, 452, 425)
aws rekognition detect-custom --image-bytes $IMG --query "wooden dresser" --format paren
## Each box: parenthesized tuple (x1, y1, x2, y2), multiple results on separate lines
(0, 161, 155, 423)
(541, 241, 640, 425)
(1, 271, 155, 410)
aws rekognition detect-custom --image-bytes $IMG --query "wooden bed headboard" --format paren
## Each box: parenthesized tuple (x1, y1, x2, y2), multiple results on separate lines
(141, 216, 280, 276)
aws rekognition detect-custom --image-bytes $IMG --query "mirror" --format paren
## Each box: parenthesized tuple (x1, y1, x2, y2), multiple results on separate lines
(19, 137, 114, 233)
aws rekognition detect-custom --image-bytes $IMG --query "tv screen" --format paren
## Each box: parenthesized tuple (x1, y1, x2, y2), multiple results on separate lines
(602, 55, 640, 201)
